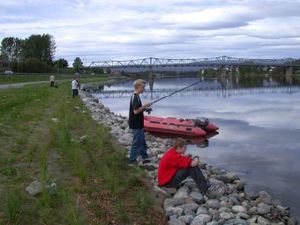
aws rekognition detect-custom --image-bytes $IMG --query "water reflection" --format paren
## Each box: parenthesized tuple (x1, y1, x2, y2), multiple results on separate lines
(93, 74, 300, 220)
(96, 73, 300, 100)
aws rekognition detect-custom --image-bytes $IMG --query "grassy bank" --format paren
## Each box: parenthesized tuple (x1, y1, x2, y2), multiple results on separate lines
(0, 80, 165, 225)
(0, 73, 111, 84)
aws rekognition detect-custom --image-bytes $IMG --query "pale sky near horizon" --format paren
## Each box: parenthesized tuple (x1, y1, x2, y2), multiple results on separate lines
(1, 0, 300, 65)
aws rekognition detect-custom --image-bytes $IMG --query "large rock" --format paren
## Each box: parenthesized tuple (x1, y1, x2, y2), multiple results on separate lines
(174, 186, 189, 199)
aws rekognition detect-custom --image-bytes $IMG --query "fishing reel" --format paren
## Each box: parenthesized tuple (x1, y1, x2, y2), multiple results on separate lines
(145, 107, 153, 114)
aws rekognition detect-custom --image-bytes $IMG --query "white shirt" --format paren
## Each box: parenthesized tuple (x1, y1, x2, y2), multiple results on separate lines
(72, 80, 78, 90)
(49, 75, 55, 81)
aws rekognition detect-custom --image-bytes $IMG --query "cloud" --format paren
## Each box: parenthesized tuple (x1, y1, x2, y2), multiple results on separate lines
(1, 0, 300, 63)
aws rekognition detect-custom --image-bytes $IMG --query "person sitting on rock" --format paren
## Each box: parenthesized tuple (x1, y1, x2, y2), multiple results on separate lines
(157, 137, 210, 194)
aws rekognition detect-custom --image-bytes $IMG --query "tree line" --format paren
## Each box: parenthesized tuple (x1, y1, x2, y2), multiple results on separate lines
(0, 34, 84, 73)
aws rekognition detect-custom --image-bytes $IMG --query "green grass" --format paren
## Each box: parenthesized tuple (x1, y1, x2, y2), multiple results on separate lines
(0, 73, 111, 84)
(0, 79, 164, 225)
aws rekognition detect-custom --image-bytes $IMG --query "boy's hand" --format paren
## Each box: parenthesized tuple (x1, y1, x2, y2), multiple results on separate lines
(191, 157, 199, 167)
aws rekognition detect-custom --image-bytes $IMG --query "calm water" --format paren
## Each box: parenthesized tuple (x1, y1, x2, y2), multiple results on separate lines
(93, 75, 300, 219)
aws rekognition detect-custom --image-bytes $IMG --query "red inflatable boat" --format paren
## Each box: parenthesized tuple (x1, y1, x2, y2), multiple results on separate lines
(144, 116, 219, 137)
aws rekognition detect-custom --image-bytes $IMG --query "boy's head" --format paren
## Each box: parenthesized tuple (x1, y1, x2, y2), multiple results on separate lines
(173, 138, 187, 153)
(133, 79, 146, 93)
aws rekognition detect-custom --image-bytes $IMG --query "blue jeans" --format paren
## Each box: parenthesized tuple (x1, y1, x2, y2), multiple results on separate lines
(129, 129, 148, 162)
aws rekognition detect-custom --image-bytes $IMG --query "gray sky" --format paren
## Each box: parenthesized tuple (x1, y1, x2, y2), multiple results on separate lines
(1, 0, 300, 64)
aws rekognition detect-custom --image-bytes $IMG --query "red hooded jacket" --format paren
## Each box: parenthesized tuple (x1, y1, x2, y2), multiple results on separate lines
(158, 147, 192, 186)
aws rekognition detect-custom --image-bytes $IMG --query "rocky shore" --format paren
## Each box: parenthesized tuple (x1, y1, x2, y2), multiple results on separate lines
(79, 89, 297, 225)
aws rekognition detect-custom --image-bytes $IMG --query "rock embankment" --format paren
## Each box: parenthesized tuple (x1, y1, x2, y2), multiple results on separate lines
(79, 90, 298, 225)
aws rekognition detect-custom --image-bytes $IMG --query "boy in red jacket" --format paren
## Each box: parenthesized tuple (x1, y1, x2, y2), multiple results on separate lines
(158, 138, 210, 194)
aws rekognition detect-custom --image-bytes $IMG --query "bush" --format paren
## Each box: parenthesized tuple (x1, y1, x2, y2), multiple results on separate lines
(11, 58, 54, 73)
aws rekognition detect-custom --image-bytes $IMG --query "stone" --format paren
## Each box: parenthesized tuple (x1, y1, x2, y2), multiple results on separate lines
(51, 117, 58, 122)
(220, 212, 232, 220)
(161, 187, 177, 195)
(206, 179, 227, 197)
(248, 206, 258, 215)
(178, 215, 194, 224)
(224, 218, 248, 225)
(207, 221, 219, 225)
(237, 212, 250, 219)
(190, 214, 212, 225)
(178, 203, 199, 213)
(276, 205, 289, 217)
(232, 205, 246, 213)
(168, 218, 186, 225)
(80, 135, 89, 144)
(257, 202, 271, 215)
(287, 217, 297, 225)
(258, 191, 272, 204)
(165, 206, 184, 217)
(196, 206, 208, 215)
(257, 216, 271, 225)
(234, 180, 246, 191)
(206, 199, 221, 209)
(174, 186, 189, 199)
(218, 207, 231, 213)
(164, 198, 185, 209)
(215, 172, 239, 183)
(26, 180, 43, 196)
(189, 191, 205, 204)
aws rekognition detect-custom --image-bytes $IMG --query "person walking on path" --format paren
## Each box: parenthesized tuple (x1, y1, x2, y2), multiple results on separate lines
(128, 79, 152, 164)
(157, 138, 210, 194)
(72, 78, 80, 97)
(49, 74, 55, 87)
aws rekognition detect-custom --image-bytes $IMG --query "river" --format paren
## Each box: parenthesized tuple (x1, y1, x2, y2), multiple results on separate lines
(93, 74, 300, 220)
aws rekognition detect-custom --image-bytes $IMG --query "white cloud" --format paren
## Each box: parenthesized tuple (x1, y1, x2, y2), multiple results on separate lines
(1, 0, 300, 63)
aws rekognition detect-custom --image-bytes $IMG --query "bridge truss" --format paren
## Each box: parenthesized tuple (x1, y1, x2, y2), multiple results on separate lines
(88, 56, 297, 69)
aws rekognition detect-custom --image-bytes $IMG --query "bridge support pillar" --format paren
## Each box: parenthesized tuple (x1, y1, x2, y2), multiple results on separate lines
(221, 66, 227, 77)
(285, 67, 293, 76)
(148, 70, 154, 92)
(285, 67, 293, 85)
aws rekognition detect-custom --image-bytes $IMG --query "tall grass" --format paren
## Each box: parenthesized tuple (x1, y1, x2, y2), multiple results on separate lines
(4, 188, 23, 224)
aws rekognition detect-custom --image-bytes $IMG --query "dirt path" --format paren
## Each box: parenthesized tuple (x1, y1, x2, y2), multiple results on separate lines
(0, 81, 49, 89)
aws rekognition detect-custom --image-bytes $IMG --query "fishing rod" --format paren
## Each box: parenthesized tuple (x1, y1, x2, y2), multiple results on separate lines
(145, 79, 202, 114)
(151, 79, 202, 104)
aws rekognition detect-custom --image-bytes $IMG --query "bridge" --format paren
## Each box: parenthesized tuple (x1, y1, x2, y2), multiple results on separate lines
(88, 56, 299, 73)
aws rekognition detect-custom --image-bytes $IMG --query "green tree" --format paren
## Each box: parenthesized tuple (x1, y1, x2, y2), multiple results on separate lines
(0, 37, 24, 63)
(73, 57, 83, 72)
(23, 34, 56, 64)
(54, 58, 68, 68)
